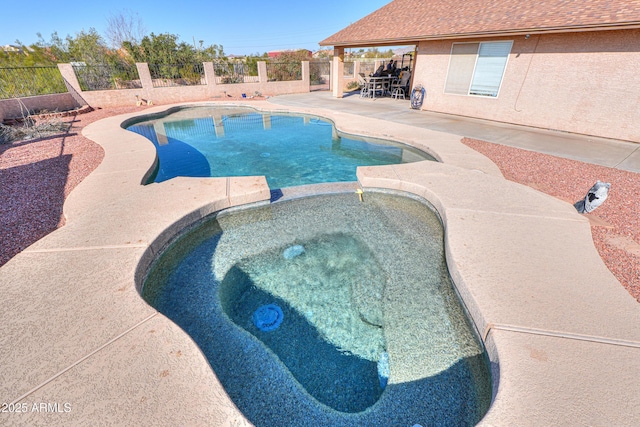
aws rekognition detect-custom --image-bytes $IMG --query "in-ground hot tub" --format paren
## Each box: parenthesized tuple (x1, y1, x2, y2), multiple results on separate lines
(142, 191, 492, 426)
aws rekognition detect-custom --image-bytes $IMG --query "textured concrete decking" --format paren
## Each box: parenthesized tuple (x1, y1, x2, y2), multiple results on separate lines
(1, 101, 639, 426)
(271, 92, 640, 173)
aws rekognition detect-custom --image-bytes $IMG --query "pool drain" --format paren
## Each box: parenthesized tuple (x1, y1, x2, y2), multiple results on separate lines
(253, 304, 284, 331)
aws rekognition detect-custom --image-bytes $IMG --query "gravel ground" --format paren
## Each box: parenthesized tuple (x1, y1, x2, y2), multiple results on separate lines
(1, 109, 637, 304)
(462, 138, 640, 303)
(0, 106, 144, 266)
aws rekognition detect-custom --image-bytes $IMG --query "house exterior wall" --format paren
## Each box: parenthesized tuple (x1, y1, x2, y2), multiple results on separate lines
(414, 29, 640, 142)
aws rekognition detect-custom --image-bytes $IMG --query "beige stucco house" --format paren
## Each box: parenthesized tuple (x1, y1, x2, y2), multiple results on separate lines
(320, 0, 640, 143)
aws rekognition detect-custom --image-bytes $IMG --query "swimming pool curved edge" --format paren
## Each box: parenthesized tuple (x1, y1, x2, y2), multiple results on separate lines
(109, 101, 502, 189)
(139, 189, 494, 424)
(121, 103, 439, 187)
(4, 100, 633, 425)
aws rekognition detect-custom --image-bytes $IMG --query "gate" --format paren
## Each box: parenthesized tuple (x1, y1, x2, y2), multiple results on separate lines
(309, 60, 331, 91)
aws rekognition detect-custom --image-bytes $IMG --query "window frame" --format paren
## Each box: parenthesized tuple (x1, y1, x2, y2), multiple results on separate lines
(444, 40, 513, 98)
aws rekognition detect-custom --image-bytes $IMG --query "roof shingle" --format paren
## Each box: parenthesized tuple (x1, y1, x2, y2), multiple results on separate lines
(320, 0, 640, 46)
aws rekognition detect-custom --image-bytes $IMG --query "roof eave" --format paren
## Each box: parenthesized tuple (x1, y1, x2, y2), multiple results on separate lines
(319, 22, 640, 47)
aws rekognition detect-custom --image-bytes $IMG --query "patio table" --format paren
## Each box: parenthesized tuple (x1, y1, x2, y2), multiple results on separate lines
(366, 76, 392, 99)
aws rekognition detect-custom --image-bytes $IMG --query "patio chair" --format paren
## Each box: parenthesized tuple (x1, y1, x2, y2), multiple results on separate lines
(357, 73, 370, 98)
(391, 71, 411, 100)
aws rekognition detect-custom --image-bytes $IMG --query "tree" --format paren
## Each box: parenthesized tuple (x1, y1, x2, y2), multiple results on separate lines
(197, 43, 225, 62)
(266, 50, 309, 81)
(35, 32, 70, 62)
(272, 50, 312, 62)
(31, 29, 120, 65)
(0, 30, 120, 67)
(362, 48, 394, 59)
(123, 32, 225, 64)
(66, 28, 110, 64)
(124, 33, 187, 64)
(314, 50, 332, 59)
(105, 10, 146, 49)
(0, 42, 56, 67)
(243, 55, 260, 76)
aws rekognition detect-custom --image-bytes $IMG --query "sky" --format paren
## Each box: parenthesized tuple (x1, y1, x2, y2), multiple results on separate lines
(1, 0, 393, 56)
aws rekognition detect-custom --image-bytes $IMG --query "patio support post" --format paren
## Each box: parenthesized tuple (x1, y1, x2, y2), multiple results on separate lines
(332, 47, 345, 98)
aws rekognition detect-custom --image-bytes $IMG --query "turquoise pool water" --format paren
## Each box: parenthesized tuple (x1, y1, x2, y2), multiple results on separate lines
(142, 191, 491, 426)
(126, 106, 434, 187)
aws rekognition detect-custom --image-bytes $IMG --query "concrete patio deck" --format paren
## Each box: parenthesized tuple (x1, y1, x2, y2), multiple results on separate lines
(271, 91, 640, 173)
(1, 99, 639, 426)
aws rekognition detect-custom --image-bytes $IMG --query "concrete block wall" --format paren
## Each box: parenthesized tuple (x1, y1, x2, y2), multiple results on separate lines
(0, 61, 310, 121)
(57, 61, 310, 109)
(0, 93, 82, 122)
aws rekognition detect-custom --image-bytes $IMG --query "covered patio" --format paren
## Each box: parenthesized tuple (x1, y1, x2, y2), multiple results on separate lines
(325, 44, 418, 100)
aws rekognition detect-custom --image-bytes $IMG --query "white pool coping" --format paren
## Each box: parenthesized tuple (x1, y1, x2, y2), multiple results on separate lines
(1, 101, 639, 426)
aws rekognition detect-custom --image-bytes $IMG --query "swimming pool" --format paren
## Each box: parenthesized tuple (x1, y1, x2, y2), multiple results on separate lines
(126, 106, 434, 188)
(142, 191, 492, 426)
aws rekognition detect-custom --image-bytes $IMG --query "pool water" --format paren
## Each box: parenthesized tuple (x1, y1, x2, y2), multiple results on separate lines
(143, 191, 492, 426)
(126, 106, 434, 187)
(219, 233, 388, 412)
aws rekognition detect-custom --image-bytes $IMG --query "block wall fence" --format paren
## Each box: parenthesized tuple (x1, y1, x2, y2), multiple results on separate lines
(1, 61, 311, 120)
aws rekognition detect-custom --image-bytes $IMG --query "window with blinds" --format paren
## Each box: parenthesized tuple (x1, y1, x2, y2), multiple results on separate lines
(444, 41, 513, 98)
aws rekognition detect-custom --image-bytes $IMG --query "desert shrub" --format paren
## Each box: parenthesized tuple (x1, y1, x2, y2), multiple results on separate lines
(346, 81, 360, 90)
(0, 117, 68, 143)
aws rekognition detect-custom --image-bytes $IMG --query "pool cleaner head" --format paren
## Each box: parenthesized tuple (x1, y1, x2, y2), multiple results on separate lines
(574, 180, 610, 213)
